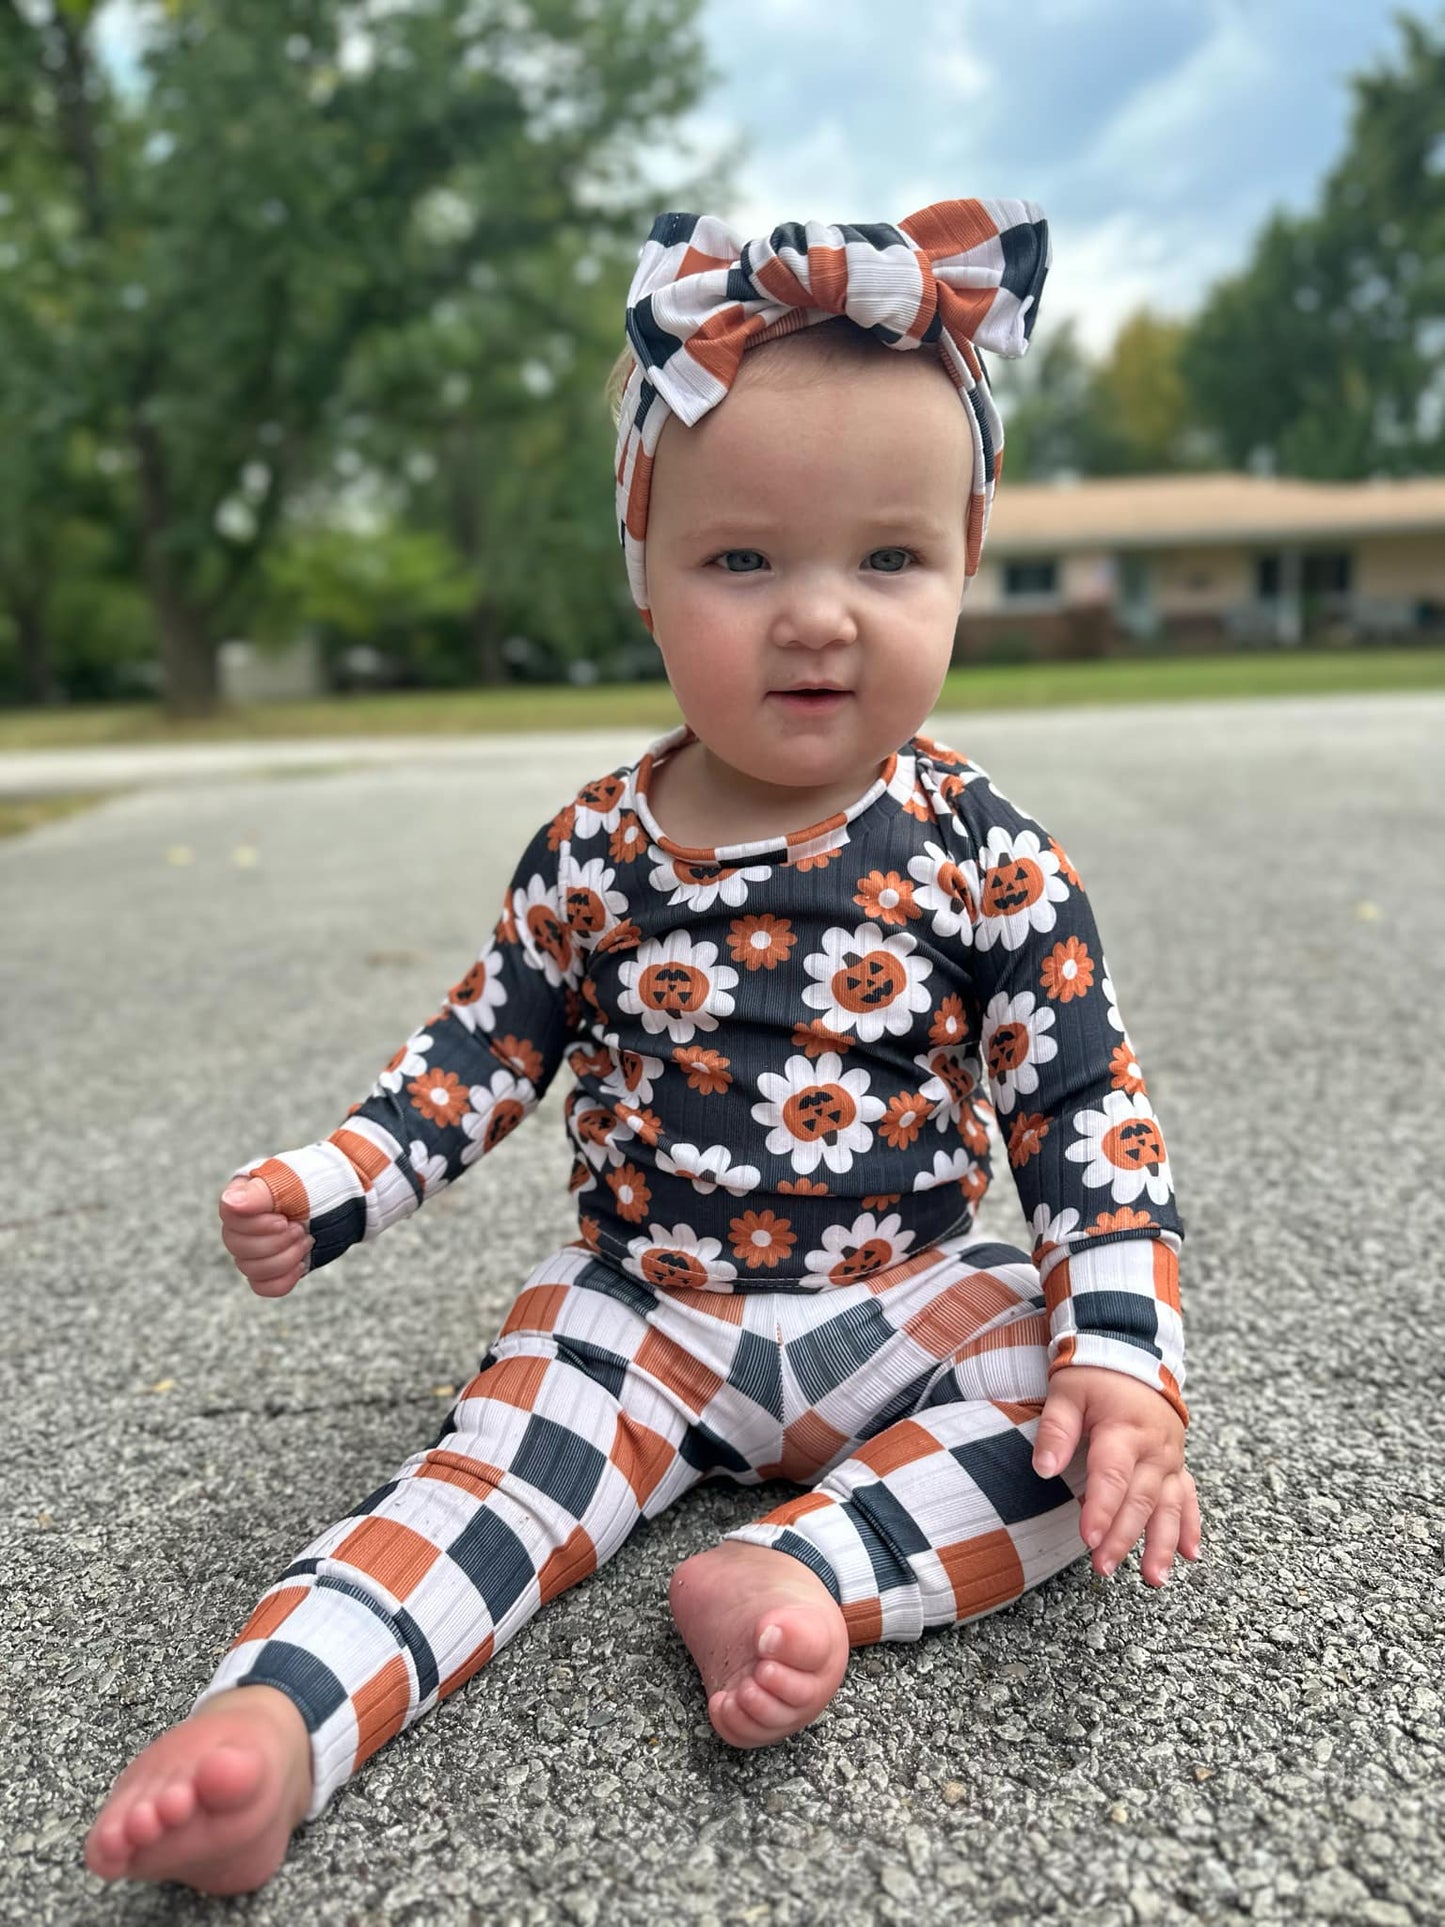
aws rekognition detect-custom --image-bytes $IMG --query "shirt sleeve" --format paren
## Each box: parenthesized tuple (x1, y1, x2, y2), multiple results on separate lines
(230, 811, 586, 1277)
(936, 760, 1189, 1427)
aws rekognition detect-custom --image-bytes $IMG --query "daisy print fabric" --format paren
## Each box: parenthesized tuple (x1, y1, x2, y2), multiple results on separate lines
(239, 723, 1186, 1423)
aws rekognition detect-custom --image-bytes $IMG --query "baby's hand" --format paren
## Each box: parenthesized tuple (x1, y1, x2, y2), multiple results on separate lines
(1032, 1365, 1202, 1587)
(218, 1175, 313, 1298)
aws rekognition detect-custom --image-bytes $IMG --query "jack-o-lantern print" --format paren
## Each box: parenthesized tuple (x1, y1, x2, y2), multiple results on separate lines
(623, 1224, 737, 1292)
(511, 874, 575, 987)
(616, 931, 737, 1043)
(599, 1035, 665, 1106)
(444, 942, 507, 1032)
(914, 1044, 984, 1127)
(801, 922, 933, 1043)
(562, 857, 628, 946)
(459, 1068, 534, 1168)
(1066, 1090, 1173, 1206)
(648, 853, 771, 912)
(980, 990, 1058, 1115)
(907, 840, 980, 940)
(572, 771, 628, 837)
(974, 826, 1070, 953)
(753, 1051, 885, 1176)
(802, 1212, 915, 1286)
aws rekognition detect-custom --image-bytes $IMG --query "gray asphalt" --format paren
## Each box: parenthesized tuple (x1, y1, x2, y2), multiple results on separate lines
(3, 694, 1441, 1926)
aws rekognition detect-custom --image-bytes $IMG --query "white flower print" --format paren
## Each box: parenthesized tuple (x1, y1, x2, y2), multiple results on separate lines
(623, 1222, 739, 1292)
(752, 1051, 884, 1176)
(654, 1142, 761, 1196)
(802, 1212, 916, 1286)
(406, 1141, 452, 1198)
(571, 770, 630, 840)
(907, 840, 980, 940)
(560, 857, 630, 947)
(599, 1032, 666, 1106)
(445, 940, 509, 1034)
(974, 827, 1071, 953)
(981, 990, 1059, 1115)
(1030, 1203, 1080, 1259)
(648, 853, 772, 912)
(1065, 1090, 1172, 1206)
(913, 1043, 984, 1130)
(1101, 968, 1126, 1034)
(458, 1068, 533, 1167)
(569, 1098, 628, 1171)
(800, 921, 934, 1043)
(913, 1148, 974, 1191)
(373, 1027, 435, 1096)
(511, 872, 576, 987)
(616, 930, 737, 1043)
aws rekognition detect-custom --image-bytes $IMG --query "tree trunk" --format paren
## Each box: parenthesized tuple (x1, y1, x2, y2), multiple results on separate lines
(12, 595, 61, 706)
(468, 597, 509, 685)
(133, 418, 218, 717)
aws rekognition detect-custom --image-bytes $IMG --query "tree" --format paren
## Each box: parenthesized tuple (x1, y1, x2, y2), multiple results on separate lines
(0, 0, 727, 715)
(1182, 8, 1445, 478)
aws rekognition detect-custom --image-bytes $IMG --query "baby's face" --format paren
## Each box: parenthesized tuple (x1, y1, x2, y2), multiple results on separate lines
(644, 352, 972, 802)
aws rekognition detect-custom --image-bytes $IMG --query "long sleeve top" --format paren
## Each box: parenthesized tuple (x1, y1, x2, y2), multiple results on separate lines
(236, 725, 1188, 1425)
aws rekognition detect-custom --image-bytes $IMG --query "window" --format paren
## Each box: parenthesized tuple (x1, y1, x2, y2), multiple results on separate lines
(1003, 560, 1058, 598)
(1303, 551, 1351, 595)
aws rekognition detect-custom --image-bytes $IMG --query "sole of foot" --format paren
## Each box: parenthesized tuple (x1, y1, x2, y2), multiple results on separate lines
(83, 1684, 313, 1896)
(669, 1540, 851, 1748)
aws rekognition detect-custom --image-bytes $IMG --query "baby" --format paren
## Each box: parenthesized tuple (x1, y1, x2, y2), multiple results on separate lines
(85, 198, 1201, 1896)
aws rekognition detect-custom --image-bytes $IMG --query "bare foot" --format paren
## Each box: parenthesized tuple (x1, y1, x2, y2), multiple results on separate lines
(83, 1684, 313, 1896)
(669, 1540, 850, 1748)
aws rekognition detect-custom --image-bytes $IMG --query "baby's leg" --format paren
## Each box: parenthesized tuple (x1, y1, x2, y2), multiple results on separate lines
(85, 1247, 707, 1894)
(673, 1244, 1087, 1746)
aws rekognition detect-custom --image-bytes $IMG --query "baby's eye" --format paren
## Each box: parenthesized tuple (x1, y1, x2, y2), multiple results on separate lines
(867, 547, 918, 573)
(715, 549, 767, 573)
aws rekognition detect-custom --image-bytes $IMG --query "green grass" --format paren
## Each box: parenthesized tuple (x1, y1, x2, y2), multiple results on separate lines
(0, 791, 118, 839)
(1, 646, 1442, 752)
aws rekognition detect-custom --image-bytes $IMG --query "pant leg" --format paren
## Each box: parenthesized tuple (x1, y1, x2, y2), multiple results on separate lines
(719, 1237, 1091, 1646)
(192, 1243, 743, 1820)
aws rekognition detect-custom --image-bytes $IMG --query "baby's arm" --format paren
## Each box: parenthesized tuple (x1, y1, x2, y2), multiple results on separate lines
(219, 811, 584, 1291)
(941, 761, 1199, 1581)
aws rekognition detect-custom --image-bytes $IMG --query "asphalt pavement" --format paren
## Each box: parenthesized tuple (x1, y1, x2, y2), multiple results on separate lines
(3, 693, 1441, 1926)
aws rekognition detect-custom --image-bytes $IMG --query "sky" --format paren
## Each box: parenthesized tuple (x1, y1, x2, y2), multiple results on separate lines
(92, 1, 1434, 362)
(654, 0, 1435, 359)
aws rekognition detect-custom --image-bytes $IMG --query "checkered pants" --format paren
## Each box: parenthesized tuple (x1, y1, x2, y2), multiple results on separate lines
(193, 1234, 1090, 1819)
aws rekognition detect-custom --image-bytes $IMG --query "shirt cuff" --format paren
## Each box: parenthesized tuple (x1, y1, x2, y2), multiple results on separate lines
(232, 1118, 419, 1272)
(1037, 1232, 1188, 1427)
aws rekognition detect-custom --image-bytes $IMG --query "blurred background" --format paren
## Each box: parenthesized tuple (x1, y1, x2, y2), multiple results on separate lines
(0, 0, 1441, 738)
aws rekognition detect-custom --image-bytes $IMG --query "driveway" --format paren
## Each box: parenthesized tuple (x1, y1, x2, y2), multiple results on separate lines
(3, 693, 1440, 1925)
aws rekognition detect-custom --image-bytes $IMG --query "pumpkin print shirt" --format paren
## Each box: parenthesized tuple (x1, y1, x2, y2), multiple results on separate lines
(238, 726, 1187, 1425)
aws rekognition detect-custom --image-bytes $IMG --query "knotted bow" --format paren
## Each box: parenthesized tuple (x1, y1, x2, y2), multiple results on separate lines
(613, 198, 1051, 629)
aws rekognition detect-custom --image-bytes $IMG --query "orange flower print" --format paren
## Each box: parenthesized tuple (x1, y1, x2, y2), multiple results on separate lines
(853, 870, 922, 927)
(788, 847, 839, 873)
(1050, 838, 1081, 889)
(1007, 1112, 1050, 1167)
(567, 1041, 614, 1082)
(609, 811, 648, 864)
(729, 1209, 796, 1270)
(929, 995, 968, 1048)
(673, 1046, 732, 1095)
(728, 913, 797, 971)
(902, 786, 932, 823)
(569, 1158, 595, 1195)
(547, 803, 577, 852)
(913, 734, 965, 768)
(1085, 1206, 1155, 1235)
(880, 1092, 930, 1150)
(961, 1166, 989, 1206)
(791, 1019, 852, 1059)
(614, 1101, 663, 1147)
(862, 1193, 901, 1210)
(1110, 1040, 1147, 1094)
(407, 1067, 469, 1127)
(1040, 936, 1095, 1003)
(595, 919, 642, 955)
(778, 1178, 829, 1197)
(493, 1034, 545, 1082)
(578, 1214, 601, 1251)
(607, 1163, 651, 1223)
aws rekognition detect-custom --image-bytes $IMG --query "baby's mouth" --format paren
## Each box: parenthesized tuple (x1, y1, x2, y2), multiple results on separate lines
(768, 686, 852, 709)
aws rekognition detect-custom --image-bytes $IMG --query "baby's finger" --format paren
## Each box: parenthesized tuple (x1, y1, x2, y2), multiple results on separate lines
(219, 1176, 277, 1218)
(1140, 1490, 1183, 1586)
(224, 1225, 305, 1259)
(242, 1245, 311, 1286)
(1078, 1438, 1133, 1552)
(248, 1261, 306, 1300)
(1095, 1470, 1161, 1575)
(1179, 1471, 1204, 1559)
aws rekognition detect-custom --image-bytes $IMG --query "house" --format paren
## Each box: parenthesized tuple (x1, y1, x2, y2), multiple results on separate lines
(957, 472, 1445, 660)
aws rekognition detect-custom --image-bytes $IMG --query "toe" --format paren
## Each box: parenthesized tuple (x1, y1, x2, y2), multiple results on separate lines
(709, 1687, 788, 1750)
(156, 1779, 197, 1829)
(84, 1814, 133, 1882)
(757, 1606, 840, 1675)
(124, 1798, 164, 1851)
(734, 1674, 797, 1730)
(755, 1658, 826, 1709)
(194, 1743, 267, 1814)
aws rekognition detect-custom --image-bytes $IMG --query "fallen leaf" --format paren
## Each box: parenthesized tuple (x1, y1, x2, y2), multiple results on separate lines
(1354, 901, 1381, 921)
(164, 846, 194, 866)
(432, 1384, 456, 1398)
(151, 1378, 176, 1394)
(232, 845, 260, 867)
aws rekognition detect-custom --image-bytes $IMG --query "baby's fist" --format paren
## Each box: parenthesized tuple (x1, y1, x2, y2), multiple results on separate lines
(218, 1173, 313, 1298)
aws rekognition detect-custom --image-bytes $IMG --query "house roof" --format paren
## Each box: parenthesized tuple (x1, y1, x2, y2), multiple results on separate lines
(985, 471, 1445, 554)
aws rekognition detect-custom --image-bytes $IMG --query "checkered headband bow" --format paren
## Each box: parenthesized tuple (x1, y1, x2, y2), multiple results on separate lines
(613, 198, 1051, 630)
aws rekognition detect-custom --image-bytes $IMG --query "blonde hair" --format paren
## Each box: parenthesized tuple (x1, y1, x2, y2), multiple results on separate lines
(604, 316, 954, 427)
